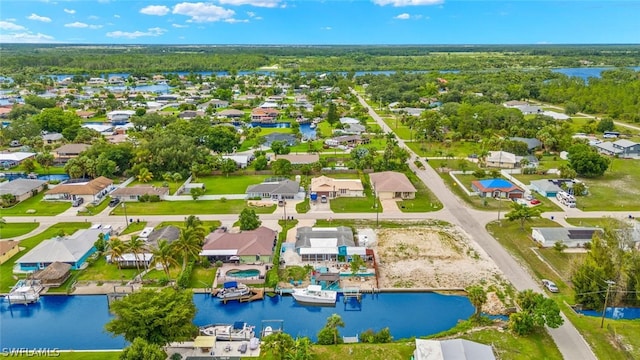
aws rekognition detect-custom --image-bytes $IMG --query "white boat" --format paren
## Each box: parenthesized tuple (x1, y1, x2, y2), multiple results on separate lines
(6, 281, 42, 305)
(249, 337, 260, 350)
(291, 285, 337, 305)
(262, 326, 273, 338)
(216, 281, 250, 300)
(309, 123, 317, 129)
(201, 321, 255, 341)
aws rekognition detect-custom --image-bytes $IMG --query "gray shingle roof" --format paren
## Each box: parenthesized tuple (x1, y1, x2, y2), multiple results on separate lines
(0, 178, 46, 196)
(246, 179, 300, 196)
(16, 229, 103, 264)
(295, 226, 355, 249)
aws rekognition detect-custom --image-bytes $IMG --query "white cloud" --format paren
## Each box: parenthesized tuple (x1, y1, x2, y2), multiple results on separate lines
(172, 23, 188, 28)
(247, 11, 256, 17)
(173, 2, 235, 23)
(64, 22, 102, 29)
(321, 26, 332, 31)
(140, 5, 170, 16)
(114, 14, 121, 18)
(224, 18, 249, 23)
(27, 13, 52, 22)
(219, 0, 281, 8)
(0, 21, 26, 31)
(106, 27, 166, 39)
(0, 32, 55, 43)
(395, 13, 411, 19)
(64, 9, 76, 14)
(88, 15, 99, 20)
(373, 0, 443, 7)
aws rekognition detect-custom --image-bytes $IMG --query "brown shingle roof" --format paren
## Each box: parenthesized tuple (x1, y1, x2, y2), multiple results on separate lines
(47, 176, 113, 196)
(369, 171, 416, 193)
(0, 240, 19, 256)
(202, 226, 276, 256)
(55, 143, 90, 155)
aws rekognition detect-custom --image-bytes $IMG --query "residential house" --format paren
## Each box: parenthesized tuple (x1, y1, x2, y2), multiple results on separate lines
(0, 152, 36, 168)
(0, 240, 20, 265)
(485, 151, 525, 169)
(146, 225, 181, 246)
(110, 185, 169, 202)
(178, 110, 205, 120)
(54, 143, 90, 163)
(246, 179, 301, 200)
(107, 110, 136, 125)
(413, 339, 496, 360)
(251, 108, 279, 122)
(0, 178, 47, 202)
(311, 176, 365, 199)
(509, 137, 541, 153)
(595, 139, 640, 158)
(294, 226, 366, 262)
(530, 179, 564, 197)
(42, 132, 64, 144)
(15, 228, 104, 271)
(198, 99, 229, 110)
(274, 154, 319, 165)
(532, 227, 603, 248)
(264, 133, 297, 147)
(472, 178, 524, 199)
(339, 117, 361, 125)
(335, 123, 366, 135)
(200, 226, 277, 264)
(217, 109, 245, 119)
(324, 135, 370, 148)
(222, 154, 252, 169)
(369, 171, 416, 200)
(45, 176, 114, 204)
(76, 110, 96, 119)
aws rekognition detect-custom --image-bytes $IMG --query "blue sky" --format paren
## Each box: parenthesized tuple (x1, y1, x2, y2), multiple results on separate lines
(1, 1, 639, 44)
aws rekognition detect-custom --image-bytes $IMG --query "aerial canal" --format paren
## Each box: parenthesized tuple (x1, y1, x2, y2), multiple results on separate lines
(1, 292, 473, 350)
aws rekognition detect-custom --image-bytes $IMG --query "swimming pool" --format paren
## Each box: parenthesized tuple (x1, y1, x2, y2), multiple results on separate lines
(225, 269, 260, 278)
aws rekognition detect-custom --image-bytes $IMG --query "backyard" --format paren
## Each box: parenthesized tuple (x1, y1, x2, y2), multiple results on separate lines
(576, 158, 640, 211)
(110, 199, 276, 215)
(1, 192, 71, 216)
(199, 174, 271, 195)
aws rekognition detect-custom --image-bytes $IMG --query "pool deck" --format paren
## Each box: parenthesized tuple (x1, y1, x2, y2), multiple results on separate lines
(165, 339, 261, 359)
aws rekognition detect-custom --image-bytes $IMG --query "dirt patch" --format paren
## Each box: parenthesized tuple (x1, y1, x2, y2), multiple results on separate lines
(374, 226, 509, 314)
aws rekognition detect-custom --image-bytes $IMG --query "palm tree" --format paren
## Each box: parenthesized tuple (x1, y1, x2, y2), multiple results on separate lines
(136, 167, 153, 183)
(325, 314, 345, 345)
(106, 237, 127, 279)
(184, 215, 203, 230)
(150, 239, 179, 278)
(126, 237, 147, 273)
(173, 228, 204, 271)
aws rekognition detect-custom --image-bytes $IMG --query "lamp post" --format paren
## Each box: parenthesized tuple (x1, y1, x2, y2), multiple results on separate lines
(122, 201, 129, 229)
(600, 280, 615, 328)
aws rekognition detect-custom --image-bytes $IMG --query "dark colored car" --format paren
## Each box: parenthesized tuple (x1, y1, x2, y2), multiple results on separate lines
(108, 198, 120, 207)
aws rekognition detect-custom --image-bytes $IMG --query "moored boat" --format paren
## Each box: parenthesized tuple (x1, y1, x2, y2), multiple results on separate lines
(291, 285, 337, 305)
(216, 281, 250, 300)
(200, 321, 255, 341)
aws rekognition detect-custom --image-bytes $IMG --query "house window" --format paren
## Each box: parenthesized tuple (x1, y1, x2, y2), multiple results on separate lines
(340, 188, 347, 194)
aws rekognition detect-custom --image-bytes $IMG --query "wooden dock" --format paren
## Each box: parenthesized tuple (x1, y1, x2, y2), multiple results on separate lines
(215, 288, 265, 304)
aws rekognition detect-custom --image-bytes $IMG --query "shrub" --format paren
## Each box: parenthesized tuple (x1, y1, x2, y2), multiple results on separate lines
(177, 262, 194, 288)
(473, 169, 486, 178)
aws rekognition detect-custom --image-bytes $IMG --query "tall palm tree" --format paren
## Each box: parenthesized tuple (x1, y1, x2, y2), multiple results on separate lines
(150, 239, 179, 278)
(106, 237, 127, 279)
(184, 215, 203, 230)
(126, 237, 147, 273)
(173, 228, 204, 271)
(325, 314, 345, 345)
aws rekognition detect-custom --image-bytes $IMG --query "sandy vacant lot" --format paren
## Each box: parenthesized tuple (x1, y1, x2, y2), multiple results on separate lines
(374, 226, 509, 314)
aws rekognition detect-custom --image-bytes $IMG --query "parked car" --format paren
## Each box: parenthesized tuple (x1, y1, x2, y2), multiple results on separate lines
(108, 198, 120, 207)
(320, 195, 327, 203)
(72, 198, 84, 207)
(530, 199, 541, 205)
(542, 279, 559, 293)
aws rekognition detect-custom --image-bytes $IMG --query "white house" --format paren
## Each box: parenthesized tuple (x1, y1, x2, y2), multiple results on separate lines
(532, 227, 603, 248)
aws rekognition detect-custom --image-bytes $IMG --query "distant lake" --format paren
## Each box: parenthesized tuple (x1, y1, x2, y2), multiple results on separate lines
(552, 67, 640, 81)
(0, 292, 473, 350)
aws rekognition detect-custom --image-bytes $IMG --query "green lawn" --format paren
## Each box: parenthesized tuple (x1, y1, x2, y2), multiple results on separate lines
(110, 200, 276, 215)
(330, 196, 380, 213)
(309, 342, 415, 360)
(397, 171, 443, 212)
(296, 198, 310, 214)
(1, 192, 71, 216)
(576, 158, 640, 211)
(405, 140, 480, 158)
(0, 222, 91, 291)
(76, 256, 140, 282)
(0, 222, 39, 239)
(14, 352, 122, 360)
(538, 248, 586, 281)
(119, 221, 148, 235)
(382, 116, 413, 140)
(460, 328, 562, 360)
(199, 175, 271, 195)
(76, 197, 111, 216)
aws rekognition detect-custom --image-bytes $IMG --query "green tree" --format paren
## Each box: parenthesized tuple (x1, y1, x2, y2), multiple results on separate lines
(184, 215, 203, 230)
(136, 168, 154, 183)
(238, 208, 261, 231)
(596, 118, 615, 133)
(201, 125, 241, 153)
(326, 102, 339, 126)
(253, 155, 268, 170)
(289, 337, 313, 360)
(190, 187, 205, 200)
(106, 237, 127, 280)
(505, 202, 542, 230)
(36, 152, 55, 175)
(21, 158, 37, 173)
(466, 285, 487, 319)
(271, 158, 293, 176)
(317, 314, 345, 345)
(119, 338, 166, 360)
(105, 288, 197, 345)
(270, 140, 291, 155)
(220, 158, 237, 177)
(261, 332, 295, 360)
(564, 102, 580, 116)
(173, 227, 204, 271)
(126, 237, 148, 273)
(349, 254, 366, 276)
(568, 144, 610, 178)
(150, 239, 179, 279)
(508, 289, 563, 335)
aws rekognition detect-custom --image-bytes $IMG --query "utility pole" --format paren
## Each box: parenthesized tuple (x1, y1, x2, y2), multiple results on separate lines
(122, 201, 129, 230)
(373, 182, 379, 227)
(600, 280, 615, 328)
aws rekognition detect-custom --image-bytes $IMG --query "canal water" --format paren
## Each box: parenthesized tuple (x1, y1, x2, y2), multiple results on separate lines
(0, 292, 473, 350)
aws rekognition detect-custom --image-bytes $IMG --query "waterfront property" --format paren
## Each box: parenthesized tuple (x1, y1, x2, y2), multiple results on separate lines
(295, 227, 366, 262)
(0, 151, 36, 168)
(45, 176, 114, 204)
(53, 143, 91, 164)
(15, 228, 104, 271)
(0, 178, 47, 203)
(31, 262, 72, 287)
(472, 178, 524, 199)
(531, 227, 603, 248)
(413, 338, 496, 360)
(200, 226, 277, 264)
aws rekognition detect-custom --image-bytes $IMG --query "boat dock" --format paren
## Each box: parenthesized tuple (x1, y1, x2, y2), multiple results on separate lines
(212, 288, 265, 304)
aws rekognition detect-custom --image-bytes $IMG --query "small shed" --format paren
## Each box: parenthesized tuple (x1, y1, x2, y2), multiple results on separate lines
(32, 262, 72, 287)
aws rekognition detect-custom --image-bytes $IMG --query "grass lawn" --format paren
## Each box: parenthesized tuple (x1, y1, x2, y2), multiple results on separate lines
(486, 218, 640, 360)
(0, 222, 91, 292)
(397, 171, 443, 212)
(537, 248, 586, 281)
(330, 196, 380, 213)
(199, 175, 271, 195)
(9, 163, 67, 175)
(119, 221, 148, 235)
(0, 222, 39, 239)
(156, 220, 222, 232)
(296, 198, 310, 214)
(382, 116, 413, 140)
(76, 197, 111, 216)
(405, 140, 480, 158)
(1, 192, 71, 216)
(29, 352, 121, 360)
(460, 328, 562, 360)
(110, 200, 276, 215)
(188, 265, 217, 288)
(308, 342, 415, 360)
(128, 179, 180, 195)
(576, 158, 640, 211)
(564, 217, 628, 228)
(76, 257, 139, 282)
